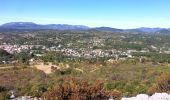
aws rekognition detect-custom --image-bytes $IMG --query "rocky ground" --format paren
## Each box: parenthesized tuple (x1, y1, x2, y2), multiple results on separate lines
(121, 93, 170, 100)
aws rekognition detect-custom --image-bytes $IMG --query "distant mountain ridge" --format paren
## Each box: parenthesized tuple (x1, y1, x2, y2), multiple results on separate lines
(133, 27, 169, 32)
(0, 22, 89, 30)
(1, 22, 170, 33)
(93, 27, 123, 32)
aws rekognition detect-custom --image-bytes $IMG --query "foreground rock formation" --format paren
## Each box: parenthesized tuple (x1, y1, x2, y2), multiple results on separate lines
(121, 93, 170, 100)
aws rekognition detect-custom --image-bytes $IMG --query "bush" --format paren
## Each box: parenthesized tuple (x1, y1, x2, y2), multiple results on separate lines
(43, 78, 122, 100)
(0, 86, 6, 92)
(148, 73, 170, 94)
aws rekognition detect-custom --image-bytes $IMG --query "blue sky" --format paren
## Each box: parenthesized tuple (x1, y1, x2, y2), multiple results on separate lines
(0, 0, 170, 28)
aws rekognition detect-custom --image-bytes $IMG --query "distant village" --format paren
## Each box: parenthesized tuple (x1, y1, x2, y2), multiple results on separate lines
(1, 43, 170, 60)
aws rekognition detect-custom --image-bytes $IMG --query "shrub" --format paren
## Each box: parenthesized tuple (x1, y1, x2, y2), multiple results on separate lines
(43, 78, 122, 100)
(148, 73, 170, 94)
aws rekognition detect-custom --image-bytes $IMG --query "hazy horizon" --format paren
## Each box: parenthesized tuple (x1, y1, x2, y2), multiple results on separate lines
(1, 0, 170, 29)
(1, 21, 170, 29)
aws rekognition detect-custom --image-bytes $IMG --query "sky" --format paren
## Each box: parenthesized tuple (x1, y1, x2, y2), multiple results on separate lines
(0, 0, 170, 29)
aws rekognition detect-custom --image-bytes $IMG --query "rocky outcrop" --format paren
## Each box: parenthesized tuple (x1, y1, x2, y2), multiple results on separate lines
(121, 93, 170, 100)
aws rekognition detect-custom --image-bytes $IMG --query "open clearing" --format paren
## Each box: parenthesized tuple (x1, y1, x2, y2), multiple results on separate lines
(31, 62, 59, 74)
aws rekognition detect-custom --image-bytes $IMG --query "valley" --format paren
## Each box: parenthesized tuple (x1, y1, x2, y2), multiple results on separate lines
(0, 24, 170, 99)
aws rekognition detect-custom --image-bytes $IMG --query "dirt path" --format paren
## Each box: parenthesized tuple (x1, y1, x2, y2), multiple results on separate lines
(0, 66, 14, 69)
(74, 68, 84, 72)
(0, 63, 57, 74)
(168, 64, 170, 67)
(90, 67, 100, 72)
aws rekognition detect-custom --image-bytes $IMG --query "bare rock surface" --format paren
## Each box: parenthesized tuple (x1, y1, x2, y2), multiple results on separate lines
(121, 93, 170, 100)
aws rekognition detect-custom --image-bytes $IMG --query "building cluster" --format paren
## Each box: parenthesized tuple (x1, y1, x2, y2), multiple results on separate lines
(1, 43, 170, 59)
(47, 47, 141, 59)
(0, 45, 42, 54)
